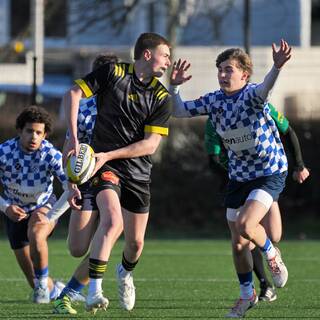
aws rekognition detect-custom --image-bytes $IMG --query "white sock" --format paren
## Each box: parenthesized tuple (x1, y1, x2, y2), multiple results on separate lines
(34, 276, 48, 288)
(119, 264, 131, 278)
(88, 278, 103, 296)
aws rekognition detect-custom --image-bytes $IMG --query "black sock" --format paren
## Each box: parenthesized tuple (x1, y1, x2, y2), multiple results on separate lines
(122, 252, 138, 272)
(251, 247, 272, 287)
(89, 258, 107, 279)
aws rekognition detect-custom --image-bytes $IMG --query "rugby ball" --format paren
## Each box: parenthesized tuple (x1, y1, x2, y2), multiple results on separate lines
(66, 143, 96, 185)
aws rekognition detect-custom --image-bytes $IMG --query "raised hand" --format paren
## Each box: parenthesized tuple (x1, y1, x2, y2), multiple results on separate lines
(272, 39, 292, 69)
(170, 59, 192, 86)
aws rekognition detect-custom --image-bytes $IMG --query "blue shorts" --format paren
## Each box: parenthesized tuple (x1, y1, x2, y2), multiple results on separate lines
(224, 172, 287, 209)
(5, 194, 57, 250)
(77, 170, 150, 213)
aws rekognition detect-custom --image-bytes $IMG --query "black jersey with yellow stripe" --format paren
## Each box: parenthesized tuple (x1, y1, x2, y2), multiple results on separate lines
(75, 62, 171, 183)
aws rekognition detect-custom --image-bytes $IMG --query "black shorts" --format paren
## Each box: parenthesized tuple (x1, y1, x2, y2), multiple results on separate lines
(77, 170, 150, 213)
(5, 194, 57, 250)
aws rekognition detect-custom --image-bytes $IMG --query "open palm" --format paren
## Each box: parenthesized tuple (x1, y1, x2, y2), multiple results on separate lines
(272, 39, 292, 69)
(170, 59, 192, 85)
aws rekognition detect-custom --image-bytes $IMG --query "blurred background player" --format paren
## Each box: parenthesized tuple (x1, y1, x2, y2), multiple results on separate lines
(0, 106, 69, 303)
(204, 103, 310, 302)
(50, 53, 120, 315)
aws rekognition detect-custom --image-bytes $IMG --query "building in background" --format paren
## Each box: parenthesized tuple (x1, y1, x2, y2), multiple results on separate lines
(0, 0, 320, 118)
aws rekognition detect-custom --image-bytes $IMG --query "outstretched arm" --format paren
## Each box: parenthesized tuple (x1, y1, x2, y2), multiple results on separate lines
(256, 39, 292, 101)
(169, 59, 205, 118)
(92, 132, 162, 176)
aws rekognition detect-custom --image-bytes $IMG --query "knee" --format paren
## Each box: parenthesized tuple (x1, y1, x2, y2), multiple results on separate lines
(126, 239, 144, 254)
(236, 221, 255, 241)
(68, 239, 88, 257)
(102, 215, 123, 235)
(269, 234, 281, 244)
(27, 225, 46, 243)
(232, 241, 245, 255)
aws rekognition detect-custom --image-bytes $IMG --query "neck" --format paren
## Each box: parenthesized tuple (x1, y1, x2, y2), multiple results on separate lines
(133, 61, 152, 84)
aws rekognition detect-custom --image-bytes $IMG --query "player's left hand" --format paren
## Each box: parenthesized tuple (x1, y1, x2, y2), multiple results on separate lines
(292, 167, 310, 183)
(170, 59, 192, 86)
(272, 39, 292, 69)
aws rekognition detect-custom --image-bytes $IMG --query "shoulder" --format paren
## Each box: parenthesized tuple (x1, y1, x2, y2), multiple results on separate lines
(41, 140, 62, 162)
(114, 62, 133, 79)
(151, 79, 169, 103)
(0, 138, 18, 157)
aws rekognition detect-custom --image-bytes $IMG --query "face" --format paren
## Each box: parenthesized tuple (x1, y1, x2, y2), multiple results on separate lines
(146, 44, 171, 77)
(217, 59, 249, 96)
(19, 122, 46, 152)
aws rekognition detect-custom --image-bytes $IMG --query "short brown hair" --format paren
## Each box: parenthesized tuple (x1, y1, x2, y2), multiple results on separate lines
(16, 106, 52, 135)
(92, 53, 119, 71)
(134, 32, 170, 60)
(216, 48, 253, 78)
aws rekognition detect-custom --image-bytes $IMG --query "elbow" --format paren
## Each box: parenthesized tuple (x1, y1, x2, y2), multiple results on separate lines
(148, 144, 158, 155)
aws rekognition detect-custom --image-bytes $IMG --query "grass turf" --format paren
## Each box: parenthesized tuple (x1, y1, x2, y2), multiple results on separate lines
(0, 239, 319, 319)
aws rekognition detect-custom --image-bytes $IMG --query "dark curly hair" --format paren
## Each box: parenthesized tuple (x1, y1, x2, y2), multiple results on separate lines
(16, 106, 52, 135)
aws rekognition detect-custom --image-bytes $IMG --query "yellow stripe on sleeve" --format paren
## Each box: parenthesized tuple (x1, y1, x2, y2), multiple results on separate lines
(74, 79, 93, 98)
(144, 125, 169, 136)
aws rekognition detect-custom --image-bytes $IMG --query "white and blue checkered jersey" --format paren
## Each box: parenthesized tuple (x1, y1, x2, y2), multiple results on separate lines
(66, 96, 97, 144)
(0, 138, 67, 213)
(172, 83, 288, 182)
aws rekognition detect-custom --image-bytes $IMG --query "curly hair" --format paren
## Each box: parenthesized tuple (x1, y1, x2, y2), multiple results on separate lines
(216, 48, 253, 79)
(16, 106, 52, 135)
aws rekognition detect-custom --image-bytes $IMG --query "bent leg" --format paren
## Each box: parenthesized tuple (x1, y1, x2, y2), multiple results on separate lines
(261, 202, 282, 243)
(68, 210, 99, 257)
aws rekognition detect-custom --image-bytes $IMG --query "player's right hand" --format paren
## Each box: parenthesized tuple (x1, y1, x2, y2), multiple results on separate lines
(5, 205, 28, 222)
(63, 137, 79, 166)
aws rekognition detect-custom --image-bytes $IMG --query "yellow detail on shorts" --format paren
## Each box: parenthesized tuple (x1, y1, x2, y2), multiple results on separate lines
(75, 79, 92, 98)
(144, 125, 169, 136)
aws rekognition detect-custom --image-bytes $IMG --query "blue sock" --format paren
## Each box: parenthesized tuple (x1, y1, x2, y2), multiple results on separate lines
(237, 271, 253, 286)
(260, 237, 276, 259)
(34, 266, 49, 279)
(237, 271, 254, 299)
(58, 277, 85, 299)
(261, 238, 272, 252)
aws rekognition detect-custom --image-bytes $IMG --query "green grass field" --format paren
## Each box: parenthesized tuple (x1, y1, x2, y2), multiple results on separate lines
(0, 239, 319, 319)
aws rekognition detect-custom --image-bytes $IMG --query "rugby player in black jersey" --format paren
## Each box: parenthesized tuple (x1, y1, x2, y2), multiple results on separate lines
(63, 32, 172, 313)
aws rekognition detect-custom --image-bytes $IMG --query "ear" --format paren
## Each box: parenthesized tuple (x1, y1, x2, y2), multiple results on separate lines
(143, 49, 152, 61)
(241, 71, 249, 81)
